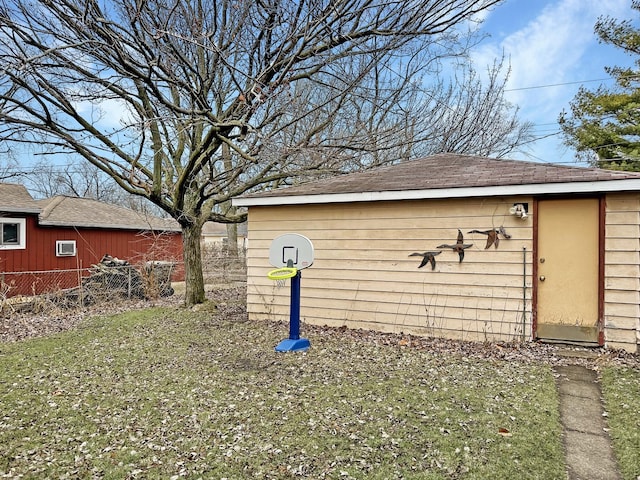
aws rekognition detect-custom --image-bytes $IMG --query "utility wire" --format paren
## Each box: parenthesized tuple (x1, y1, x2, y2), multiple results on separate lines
(4, 73, 636, 174)
(505, 73, 640, 92)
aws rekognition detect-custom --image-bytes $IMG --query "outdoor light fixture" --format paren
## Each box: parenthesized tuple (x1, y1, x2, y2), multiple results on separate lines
(509, 203, 529, 219)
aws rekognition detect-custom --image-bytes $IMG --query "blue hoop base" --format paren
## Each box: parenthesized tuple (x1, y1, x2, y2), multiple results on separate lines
(275, 338, 311, 352)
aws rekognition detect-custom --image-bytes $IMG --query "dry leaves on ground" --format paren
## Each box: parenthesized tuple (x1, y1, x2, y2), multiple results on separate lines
(1, 285, 638, 372)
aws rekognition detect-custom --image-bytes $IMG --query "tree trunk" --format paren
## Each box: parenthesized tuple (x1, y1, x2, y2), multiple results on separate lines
(226, 222, 239, 258)
(221, 142, 239, 258)
(182, 222, 206, 306)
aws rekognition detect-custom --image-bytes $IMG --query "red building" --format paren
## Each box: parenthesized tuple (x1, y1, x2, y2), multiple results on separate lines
(0, 183, 183, 297)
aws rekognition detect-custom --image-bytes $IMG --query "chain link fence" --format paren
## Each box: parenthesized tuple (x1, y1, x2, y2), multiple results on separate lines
(201, 243, 247, 285)
(1, 245, 247, 314)
(1, 261, 179, 314)
(1, 268, 82, 300)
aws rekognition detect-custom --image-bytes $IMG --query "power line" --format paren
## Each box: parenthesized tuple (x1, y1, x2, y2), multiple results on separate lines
(506, 78, 610, 92)
(505, 74, 640, 92)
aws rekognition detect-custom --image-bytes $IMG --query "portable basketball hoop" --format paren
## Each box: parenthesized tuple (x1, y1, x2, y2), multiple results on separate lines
(268, 234, 314, 352)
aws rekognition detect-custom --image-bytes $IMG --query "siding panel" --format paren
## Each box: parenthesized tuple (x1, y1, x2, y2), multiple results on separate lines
(604, 193, 640, 352)
(0, 219, 183, 296)
(247, 198, 533, 343)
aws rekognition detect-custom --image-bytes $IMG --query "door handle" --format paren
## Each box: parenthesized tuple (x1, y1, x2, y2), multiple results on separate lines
(539, 275, 546, 282)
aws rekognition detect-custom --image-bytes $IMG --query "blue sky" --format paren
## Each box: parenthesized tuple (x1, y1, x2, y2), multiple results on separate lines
(7, 0, 636, 173)
(473, 0, 636, 165)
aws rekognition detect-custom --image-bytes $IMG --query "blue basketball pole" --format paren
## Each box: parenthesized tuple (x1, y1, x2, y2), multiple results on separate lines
(289, 270, 301, 340)
(275, 270, 311, 352)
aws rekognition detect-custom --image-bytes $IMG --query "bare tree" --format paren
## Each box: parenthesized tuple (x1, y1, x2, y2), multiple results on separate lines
(0, 144, 22, 181)
(24, 158, 167, 216)
(0, 0, 507, 305)
(411, 58, 533, 158)
(0, 158, 20, 182)
(26, 159, 120, 200)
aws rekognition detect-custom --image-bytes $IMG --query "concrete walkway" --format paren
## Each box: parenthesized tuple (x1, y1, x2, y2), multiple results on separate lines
(554, 364, 622, 480)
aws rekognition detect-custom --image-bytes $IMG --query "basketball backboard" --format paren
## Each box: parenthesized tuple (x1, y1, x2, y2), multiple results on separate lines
(269, 233, 314, 269)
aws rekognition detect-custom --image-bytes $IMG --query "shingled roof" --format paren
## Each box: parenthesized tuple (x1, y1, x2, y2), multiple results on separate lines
(36, 196, 180, 232)
(234, 153, 640, 206)
(0, 182, 180, 231)
(0, 183, 42, 214)
(202, 221, 248, 237)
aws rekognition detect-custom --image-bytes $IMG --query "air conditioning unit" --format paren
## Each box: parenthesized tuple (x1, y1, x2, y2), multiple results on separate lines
(56, 240, 77, 257)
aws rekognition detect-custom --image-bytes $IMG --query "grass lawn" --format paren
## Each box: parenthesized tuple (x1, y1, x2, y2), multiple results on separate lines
(0, 303, 566, 479)
(601, 366, 640, 480)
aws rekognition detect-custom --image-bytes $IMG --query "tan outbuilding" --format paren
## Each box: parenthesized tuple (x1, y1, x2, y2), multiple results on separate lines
(233, 154, 640, 353)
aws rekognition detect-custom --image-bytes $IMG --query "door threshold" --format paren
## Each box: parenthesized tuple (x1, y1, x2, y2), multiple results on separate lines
(537, 338, 601, 348)
(536, 324, 599, 344)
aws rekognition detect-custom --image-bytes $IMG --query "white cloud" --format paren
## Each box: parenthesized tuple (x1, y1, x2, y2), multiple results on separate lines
(474, 0, 630, 113)
(469, 0, 633, 163)
(71, 92, 141, 133)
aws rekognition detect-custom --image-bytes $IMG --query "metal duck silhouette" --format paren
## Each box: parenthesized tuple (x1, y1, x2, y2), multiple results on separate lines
(437, 229, 473, 262)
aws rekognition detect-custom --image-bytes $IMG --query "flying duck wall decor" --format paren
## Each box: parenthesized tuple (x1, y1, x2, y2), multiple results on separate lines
(437, 229, 473, 262)
(467, 226, 512, 249)
(408, 251, 441, 270)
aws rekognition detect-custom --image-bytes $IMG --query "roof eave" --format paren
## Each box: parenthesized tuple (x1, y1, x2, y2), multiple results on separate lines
(1, 207, 42, 214)
(232, 179, 640, 207)
(38, 220, 181, 232)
